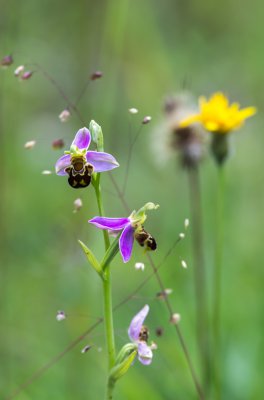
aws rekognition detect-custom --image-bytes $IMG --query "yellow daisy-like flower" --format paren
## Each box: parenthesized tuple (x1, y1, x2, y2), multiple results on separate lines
(180, 92, 256, 134)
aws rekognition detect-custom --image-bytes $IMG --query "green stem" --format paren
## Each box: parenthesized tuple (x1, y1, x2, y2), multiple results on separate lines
(213, 166, 225, 399)
(188, 167, 210, 393)
(94, 175, 110, 250)
(93, 174, 116, 397)
(107, 381, 114, 400)
(103, 268, 116, 369)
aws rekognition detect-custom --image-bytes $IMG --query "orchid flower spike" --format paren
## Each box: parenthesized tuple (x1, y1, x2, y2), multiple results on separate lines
(55, 127, 119, 188)
(89, 202, 159, 263)
(128, 305, 154, 365)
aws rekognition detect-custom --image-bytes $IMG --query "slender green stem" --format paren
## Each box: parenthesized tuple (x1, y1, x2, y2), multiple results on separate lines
(93, 174, 116, 398)
(187, 167, 210, 392)
(103, 268, 116, 369)
(213, 166, 225, 399)
(94, 175, 110, 250)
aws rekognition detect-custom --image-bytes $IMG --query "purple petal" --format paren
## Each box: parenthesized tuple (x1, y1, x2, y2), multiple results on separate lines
(55, 154, 71, 175)
(86, 151, 119, 172)
(128, 305, 149, 341)
(137, 342, 153, 365)
(72, 127, 91, 150)
(89, 217, 130, 230)
(119, 224, 134, 263)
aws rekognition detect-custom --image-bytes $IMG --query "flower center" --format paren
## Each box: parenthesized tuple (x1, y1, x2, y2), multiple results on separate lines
(139, 325, 149, 343)
(65, 156, 94, 189)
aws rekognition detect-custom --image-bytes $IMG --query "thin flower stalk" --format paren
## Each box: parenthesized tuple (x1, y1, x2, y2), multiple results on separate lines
(187, 166, 211, 392)
(213, 166, 225, 400)
(92, 158, 116, 392)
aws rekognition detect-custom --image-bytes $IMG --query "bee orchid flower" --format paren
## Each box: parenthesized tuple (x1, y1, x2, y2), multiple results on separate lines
(89, 203, 159, 263)
(55, 127, 119, 188)
(128, 305, 154, 365)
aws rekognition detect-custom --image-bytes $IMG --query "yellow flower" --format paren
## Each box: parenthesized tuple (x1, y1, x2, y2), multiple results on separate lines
(180, 92, 256, 134)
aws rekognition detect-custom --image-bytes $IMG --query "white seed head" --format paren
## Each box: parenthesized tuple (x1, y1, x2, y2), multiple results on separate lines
(73, 198, 83, 212)
(181, 260, 187, 269)
(59, 109, 71, 122)
(129, 107, 138, 114)
(179, 232, 185, 239)
(135, 262, 145, 271)
(14, 65, 25, 76)
(42, 170, 52, 175)
(24, 140, 36, 149)
(184, 218, 190, 229)
(56, 310, 66, 321)
(170, 313, 181, 325)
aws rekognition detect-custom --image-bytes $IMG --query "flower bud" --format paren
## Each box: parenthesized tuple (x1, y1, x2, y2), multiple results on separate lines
(89, 120, 104, 151)
(59, 109, 71, 122)
(14, 65, 25, 77)
(52, 139, 65, 149)
(142, 116, 152, 124)
(156, 288, 173, 300)
(56, 310, 66, 321)
(24, 140, 36, 149)
(181, 260, 187, 269)
(170, 313, 181, 325)
(42, 170, 52, 175)
(1, 54, 13, 67)
(90, 71, 103, 80)
(211, 134, 229, 166)
(129, 108, 138, 114)
(21, 71, 33, 80)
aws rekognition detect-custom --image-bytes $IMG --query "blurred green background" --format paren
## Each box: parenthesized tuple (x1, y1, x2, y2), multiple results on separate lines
(1, 0, 263, 399)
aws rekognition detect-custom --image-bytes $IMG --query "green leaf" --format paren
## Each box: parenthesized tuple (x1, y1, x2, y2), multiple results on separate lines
(78, 240, 102, 277)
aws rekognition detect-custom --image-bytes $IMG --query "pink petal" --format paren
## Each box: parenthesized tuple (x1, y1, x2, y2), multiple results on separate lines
(119, 224, 134, 263)
(137, 342, 153, 365)
(86, 151, 119, 172)
(128, 305, 149, 342)
(89, 217, 130, 230)
(72, 127, 91, 150)
(55, 154, 71, 175)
